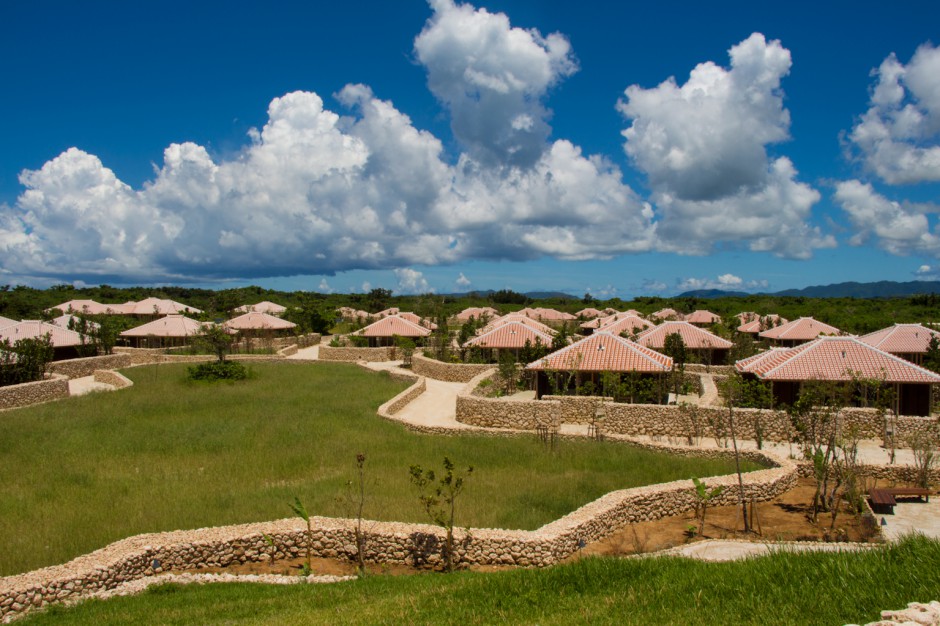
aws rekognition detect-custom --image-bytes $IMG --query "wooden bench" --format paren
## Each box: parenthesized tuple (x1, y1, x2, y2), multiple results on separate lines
(884, 487, 931, 502)
(869, 488, 896, 514)
(870, 487, 932, 515)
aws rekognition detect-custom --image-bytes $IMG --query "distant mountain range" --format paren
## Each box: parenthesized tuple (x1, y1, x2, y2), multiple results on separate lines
(678, 280, 940, 299)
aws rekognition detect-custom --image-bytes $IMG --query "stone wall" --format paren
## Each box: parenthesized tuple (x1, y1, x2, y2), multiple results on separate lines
(277, 345, 298, 357)
(412, 353, 495, 383)
(48, 354, 132, 379)
(377, 372, 426, 416)
(317, 345, 393, 362)
(0, 375, 70, 411)
(93, 370, 133, 389)
(0, 445, 796, 622)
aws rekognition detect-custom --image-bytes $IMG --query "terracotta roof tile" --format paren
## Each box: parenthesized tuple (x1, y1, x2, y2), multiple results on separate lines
(574, 308, 605, 319)
(737, 314, 787, 334)
(358, 315, 431, 338)
(596, 315, 653, 336)
(484, 314, 556, 335)
(736, 336, 940, 383)
(858, 324, 940, 355)
(0, 320, 87, 347)
(233, 301, 287, 314)
(686, 310, 722, 324)
(637, 321, 734, 350)
(120, 315, 210, 338)
(224, 312, 297, 331)
(464, 322, 553, 349)
(526, 332, 673, 372)
(454, 307, 499, 322)
(759, 317, 840, 341)
(0, 315, 18, 329)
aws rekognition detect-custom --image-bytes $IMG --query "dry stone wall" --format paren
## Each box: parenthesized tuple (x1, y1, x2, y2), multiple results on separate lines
(412, 353, 494, 382)
(93, 370, 133, 389)
(0, 444, 796, 622)
(48, 354, 132, 379)
(317, 345, 392, 362)
(0, 375, 69, 411)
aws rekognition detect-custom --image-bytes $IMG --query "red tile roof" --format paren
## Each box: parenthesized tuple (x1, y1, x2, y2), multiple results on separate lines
(736, 336, 940, 383)
(224, 312, 297, 331)
(464, 322, 553, 349)
(454, 307, 499, 322)
(596, 314, 653, 336)
(0, 315, 17, 329)
(759, 317, 840, 341)
(374, 307, 400, 317)
(120, 315, 211, 338)
(574, 308, 605, 319)
(120, 298, 203, 316)
(526, 332, 673, 372)
(45, 299, 123, 315)
(484, 314, 556, 335)
(651, 308, 679, 320)
(396, 312, 437, 329)
(637, 321, 734, 350)
(0, 320, 87, 347)
(357, 315, 431, 338)
(858, 324, 940, 355)
(737, 314, 787, 334)
(50, 314, 100, 332)
(233, 301, 287, 315)
(516, 307, 577, 321)
(685, 310, 722, 325)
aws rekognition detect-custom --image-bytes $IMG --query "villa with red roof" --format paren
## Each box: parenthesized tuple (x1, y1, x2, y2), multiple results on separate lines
(45, 299, 123, 316)
(736, 336, 940, 415)
(120, 315, 211, 348)
(224, 312, 296, 333)
(526, 331, 673, 400)
(453, 307, 499, 323)
(0, 320, 89, 359)
(483, 314, 556, 336)
(637, 321, 734, 364)
(685, 310, 722, 326)
(737, 314, 787, 335)
(463, 321, 553, 361)
(593, 314, 653, 338)
(650, 308, 680, 321)
(355, 314, 431, 347)
(574, 308, 605, 319)
(0, 315, 17, 329)
(759, 317, 841, 346)
(233, 301, 287, 315)
(858, 323, 940, 365)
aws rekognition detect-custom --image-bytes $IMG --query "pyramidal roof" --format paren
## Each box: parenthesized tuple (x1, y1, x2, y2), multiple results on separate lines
(637, 321, 733, 350)
(120, 315, 209, 338)
(759, 317, 840, 341)
(233, 301, 288, 315)
(357, 314, 431, 338)
(464, 321, 553, 349)
(224, 312, 297, 331)
(596, 314, 653, 336)
(736, 336, 940, 384)
(858, 323, 940, 355)
(0, 320, 86, 347)
(526, 331, 672, 372)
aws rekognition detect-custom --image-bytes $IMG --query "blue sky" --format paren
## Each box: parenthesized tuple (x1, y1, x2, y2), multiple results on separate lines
(1, 0, 939, 297)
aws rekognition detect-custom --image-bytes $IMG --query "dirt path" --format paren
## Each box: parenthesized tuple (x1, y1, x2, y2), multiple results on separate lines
(68, 375, 114, 396)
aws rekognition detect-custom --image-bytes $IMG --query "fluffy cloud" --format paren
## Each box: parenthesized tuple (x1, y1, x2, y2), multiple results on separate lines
(847, 43, 940, 184)
(318, 279, 334, 293)
(455, 272, 471, 289)
(394, 268, 433, 294)
(834, 180, 940, 255)
(619, 33, 829, 259)
(915, 264, 940, 280)
(415, 0, 577, 167)
(676, 274, 767, 292)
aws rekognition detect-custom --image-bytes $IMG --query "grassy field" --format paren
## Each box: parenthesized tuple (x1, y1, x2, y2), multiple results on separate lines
(0, 362, 757, 576)
(20, 535, 940, 625)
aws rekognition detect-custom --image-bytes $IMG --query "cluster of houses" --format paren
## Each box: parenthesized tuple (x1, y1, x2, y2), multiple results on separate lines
(345, 306, 940, 417)
(0, 299, 299, 355)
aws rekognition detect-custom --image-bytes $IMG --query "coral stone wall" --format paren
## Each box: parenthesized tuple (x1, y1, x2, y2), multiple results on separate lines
(0, 445, 796, 622)
(0, 375, 70, 411)
(317, 346, 393, 362)
(412, 353, 495, 382)
(48, 354, 132, 378)
(93, 370, 133, 389)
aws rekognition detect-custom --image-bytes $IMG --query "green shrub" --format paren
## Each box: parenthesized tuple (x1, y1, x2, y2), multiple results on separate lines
(186, 360, 248, 381)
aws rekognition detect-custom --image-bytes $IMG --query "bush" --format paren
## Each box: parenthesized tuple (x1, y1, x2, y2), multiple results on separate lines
(187, 360, 248, 381)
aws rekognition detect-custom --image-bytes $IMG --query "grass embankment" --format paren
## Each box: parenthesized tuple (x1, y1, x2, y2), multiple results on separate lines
(0, 362, 758, 576)
(22, 535, 940, 625)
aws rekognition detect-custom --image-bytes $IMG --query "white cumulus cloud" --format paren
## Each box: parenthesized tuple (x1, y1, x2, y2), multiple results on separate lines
(834, 179, 940, 255)
(618, 33, 829, 259)
(394, 268, 433, 294)
(847, 43, 940, 184)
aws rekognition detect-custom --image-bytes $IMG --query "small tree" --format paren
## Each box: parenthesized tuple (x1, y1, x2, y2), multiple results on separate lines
(394, 335, 416, 367)
(288, 496, 315, 576)
(196, 323, 233, 363)
(497, 349, 518, 394)
(717, 373, 754, 533)
(663, 333, 687, 397)
(692, 477, 725, 536)
(408, 457, 473, 572)
(909, 422, 939, 489)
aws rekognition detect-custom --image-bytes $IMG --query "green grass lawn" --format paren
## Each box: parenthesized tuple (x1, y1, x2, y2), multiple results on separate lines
(0, 362, 758, 576)
(21, 535, 940, 625)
